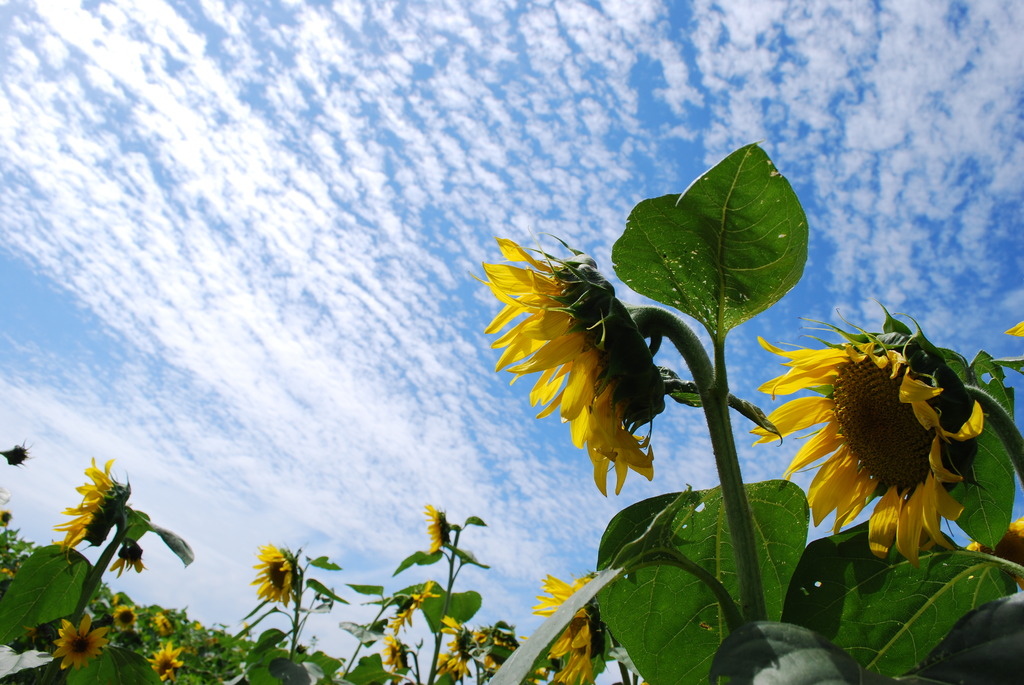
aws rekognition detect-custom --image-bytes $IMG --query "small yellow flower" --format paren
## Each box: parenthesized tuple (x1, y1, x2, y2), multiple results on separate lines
(967, 516, 1024, 590)
(425, 505, 449, 554)
(153, 613, 173, 637)
(389, 580, 439, 633)
(252, 545, 294, 606)
(480, 238, 665, 495)
(148, 641, 185, 681)
(1006, 321, 1024, 336)
(0, 510, 12, 527)
(533, 575, 598, 685)
(753, 336, 983, 565)
(112, 605, 137, 631)
(52, 614, 109, 670)
(110, 540, 146, 577)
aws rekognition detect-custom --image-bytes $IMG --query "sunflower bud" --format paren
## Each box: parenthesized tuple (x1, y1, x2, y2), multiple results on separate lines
(2, 445, 29, 466)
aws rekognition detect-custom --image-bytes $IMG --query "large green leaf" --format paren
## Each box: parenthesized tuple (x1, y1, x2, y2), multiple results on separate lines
(0, 545, 90, 644)
(66, 646, 161, 684)
(596, 480, 808, 685)
(950, 426, 1015, 548)
(421, 590, 481, 633)
(612, 144, 808, 340)
(781, 523, 1015, 677)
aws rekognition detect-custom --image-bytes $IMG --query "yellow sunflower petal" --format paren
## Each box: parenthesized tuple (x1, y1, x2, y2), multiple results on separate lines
(895, 485, 926, 567)
(869, 486, 902, 559)
(752, 396, 835, 443)
(806, 451, 861, 527)
(783, 420, 843, 477)
(1005, 321, 1024, 336)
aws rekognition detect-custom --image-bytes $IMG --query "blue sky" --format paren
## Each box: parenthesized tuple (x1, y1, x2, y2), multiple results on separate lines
(1, 0, 1023, 664)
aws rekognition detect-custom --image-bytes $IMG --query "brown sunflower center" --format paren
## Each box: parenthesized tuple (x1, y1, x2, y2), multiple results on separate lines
(832, 356, 934, 490)
(269, 561, 289, 589)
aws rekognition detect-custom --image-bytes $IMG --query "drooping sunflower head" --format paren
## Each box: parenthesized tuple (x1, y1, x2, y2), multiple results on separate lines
(753, 316, 984, 565)
(52, 613, 110, 670)
(153, 612, 174, 637)
(53, 459, 130, 551)
(252, 544, 295, 606)
(436, 616, 474, 682)
(110, 539, 146, 578)
(148, 641, 185, 682)
(481, 237, 665, 495)
(382, 634, 409, 672)
(112, 604, 137, 631)
(424, 505, 450, 555)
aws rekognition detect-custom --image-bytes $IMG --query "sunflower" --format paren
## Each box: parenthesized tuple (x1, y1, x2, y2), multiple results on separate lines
(153, 613, 174, 637)
(382, 634, 409, 672)
(967, 516, 1024, 590)
(52, 614, 110, 670)
(425, 505, 449, 554)
(112, 604, 137, 631)
(110, 540, 146, 577)
(252, 544, 294, 606)
(753, 335, 983, 565)
(436, 617, 473, 682)
(53, 459, 127, 550)
(533, 575, 598, 685)
(481, 238, 665, 495)
(148, 641, 185, 681)
(389, 580, 439, 633)
(1006, 321, 1024, 336)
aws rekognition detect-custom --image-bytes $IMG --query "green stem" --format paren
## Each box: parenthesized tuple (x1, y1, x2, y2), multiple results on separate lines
(967, 385, 1024, 490)
(425, 531, 461, 685)
(629, 305, 767, 623)
(341, 604, 388, 678)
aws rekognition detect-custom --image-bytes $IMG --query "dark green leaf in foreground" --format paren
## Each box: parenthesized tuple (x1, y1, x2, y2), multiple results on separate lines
(612, 143, 808, 340)
(781, 523, 1016, 677)
(596, 481, 808, 685)
(344, 653, 395, 685)
(709, 621, 895, 685)
(269, 657, 326, 685)
(950, 425, 1015, 548)
(0, 545, 90, 644)
(305, 578, 349, 605)
(66, 646, 161, 684)
(903, 592, 1024, 684)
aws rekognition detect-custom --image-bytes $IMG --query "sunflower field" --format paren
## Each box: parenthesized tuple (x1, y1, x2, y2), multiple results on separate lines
(1, 143, 1023, 684)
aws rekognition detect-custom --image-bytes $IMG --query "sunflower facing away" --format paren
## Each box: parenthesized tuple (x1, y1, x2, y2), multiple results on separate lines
(425, 504, 449, 554)
(481, 238, 665, 495)
(53, 458, 121, 550)
(436, 616, 473, 682)
(533, 574, 599, 685)
(110, 539, 146, 577)
(149, 641, 185, 681)
(753, 335, 983, 565)
(52, 614, 110, 670)
(252, 544, 294, 606)
(389, 580, 439, 633)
